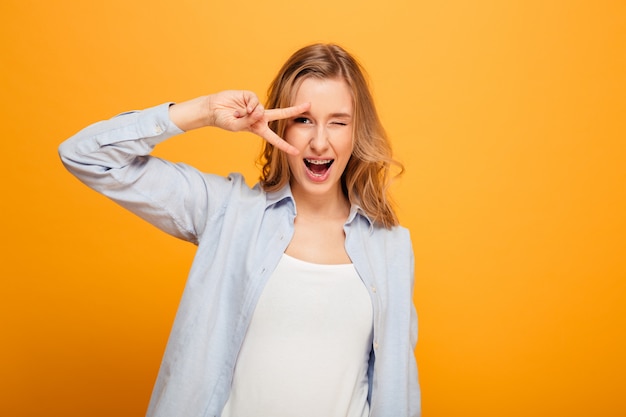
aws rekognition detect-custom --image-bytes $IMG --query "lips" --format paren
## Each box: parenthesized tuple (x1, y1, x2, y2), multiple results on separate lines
(304, 158, 334, 177)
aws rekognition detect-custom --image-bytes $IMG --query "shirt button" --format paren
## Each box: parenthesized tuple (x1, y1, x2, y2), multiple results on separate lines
(374, 341, 379, 350)
(154, 125, 163, 134)
(371, 286, 377, 293)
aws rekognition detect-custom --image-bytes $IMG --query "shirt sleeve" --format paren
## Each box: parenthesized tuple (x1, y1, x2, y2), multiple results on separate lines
(58, 102, 233, 244)
(408, 234, 421, 416)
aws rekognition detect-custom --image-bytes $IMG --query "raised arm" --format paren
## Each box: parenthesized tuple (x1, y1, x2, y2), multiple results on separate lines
(58, 91, 309, 243)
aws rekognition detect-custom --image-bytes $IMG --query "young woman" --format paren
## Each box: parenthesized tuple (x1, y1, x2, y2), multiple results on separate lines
(59, 43, 420, 417)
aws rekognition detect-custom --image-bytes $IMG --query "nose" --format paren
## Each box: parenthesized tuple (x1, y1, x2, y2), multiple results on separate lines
(309, 125, 330, 152)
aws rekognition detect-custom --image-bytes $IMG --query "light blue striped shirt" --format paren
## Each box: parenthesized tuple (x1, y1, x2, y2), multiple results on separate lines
(59, 103, 420, 417)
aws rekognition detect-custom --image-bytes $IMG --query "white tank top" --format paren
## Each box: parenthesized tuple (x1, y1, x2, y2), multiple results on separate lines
(221, 253, 373, 417)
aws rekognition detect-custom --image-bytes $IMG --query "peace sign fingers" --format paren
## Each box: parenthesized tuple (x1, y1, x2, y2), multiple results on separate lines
(249, 102, 310, 155)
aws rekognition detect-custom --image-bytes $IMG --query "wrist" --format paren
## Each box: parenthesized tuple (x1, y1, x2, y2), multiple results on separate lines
(169, 96, 212, 132)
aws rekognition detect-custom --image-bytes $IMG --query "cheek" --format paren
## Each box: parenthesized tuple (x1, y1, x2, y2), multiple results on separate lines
(286, 154, 301, 172)
(335, 133, 354, 156)
(284, 126, 308, 145)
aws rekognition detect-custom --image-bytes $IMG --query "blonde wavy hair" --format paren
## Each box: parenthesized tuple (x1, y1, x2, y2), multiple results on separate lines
(259, 43, 404, 228)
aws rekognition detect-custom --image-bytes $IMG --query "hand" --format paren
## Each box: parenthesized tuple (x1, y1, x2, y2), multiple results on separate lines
(208, 90, 310, 156)
(169, 91, 310, 155)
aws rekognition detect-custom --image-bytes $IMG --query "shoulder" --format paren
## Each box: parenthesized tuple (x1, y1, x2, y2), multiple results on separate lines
(218, 174, 295, 215)
(208, 172, 265, 200)
(192, 172, 268, 219)
(371, 222, 413, 248)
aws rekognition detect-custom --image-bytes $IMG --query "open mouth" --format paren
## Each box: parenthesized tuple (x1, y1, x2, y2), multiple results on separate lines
(304, 158, 334, 177)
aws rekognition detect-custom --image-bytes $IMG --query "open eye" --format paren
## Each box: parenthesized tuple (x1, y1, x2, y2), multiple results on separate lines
(294, 117, 312, 124)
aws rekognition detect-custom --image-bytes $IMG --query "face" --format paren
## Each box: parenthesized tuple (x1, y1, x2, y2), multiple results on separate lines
(284, 77, 354, 201)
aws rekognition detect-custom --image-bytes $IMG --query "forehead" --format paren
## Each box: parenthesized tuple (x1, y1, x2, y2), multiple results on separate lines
(293, 77, 353, 113)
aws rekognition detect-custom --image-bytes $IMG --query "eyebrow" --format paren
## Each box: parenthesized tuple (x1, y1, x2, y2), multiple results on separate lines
(299, 111, 353, 119)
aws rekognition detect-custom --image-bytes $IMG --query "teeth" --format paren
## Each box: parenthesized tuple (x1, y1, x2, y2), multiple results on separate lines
(305, 159, 332, 165)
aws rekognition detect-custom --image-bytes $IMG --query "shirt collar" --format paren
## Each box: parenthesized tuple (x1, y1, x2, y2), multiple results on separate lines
(264, 183, 374, 228)
(264, 183, 295, 210)
(347, 204, 373, 228)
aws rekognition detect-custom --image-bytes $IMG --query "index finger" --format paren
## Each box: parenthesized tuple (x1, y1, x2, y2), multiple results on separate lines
(264, 102, 311, 122)
(250, 122, 299, 156)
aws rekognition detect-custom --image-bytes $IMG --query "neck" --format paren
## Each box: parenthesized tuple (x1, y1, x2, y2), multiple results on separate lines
(290, 183, 350, 220)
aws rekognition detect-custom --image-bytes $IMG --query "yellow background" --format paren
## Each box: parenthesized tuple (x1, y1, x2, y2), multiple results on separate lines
(1, 0, 625, 416)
